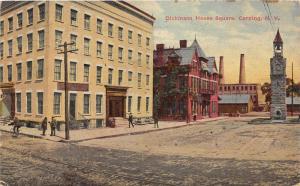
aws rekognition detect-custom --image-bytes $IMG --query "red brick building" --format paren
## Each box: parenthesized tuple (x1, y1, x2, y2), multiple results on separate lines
(153, 39, 219, 122)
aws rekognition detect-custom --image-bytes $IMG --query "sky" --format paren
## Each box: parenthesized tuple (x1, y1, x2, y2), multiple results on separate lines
(130, 0, 300, 84)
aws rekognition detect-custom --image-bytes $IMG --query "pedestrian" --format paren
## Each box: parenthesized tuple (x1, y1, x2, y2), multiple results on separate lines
(154, 115, 159, 128)
(12, 117, 21, 135)
(128, 113, 134, 128)
(50, 116, 57, 136)
(41, 117, 47, 136)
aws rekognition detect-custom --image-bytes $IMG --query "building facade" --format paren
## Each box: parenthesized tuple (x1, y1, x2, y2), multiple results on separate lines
(153, 39, 219, 122)
(219, 94, 254, 114)
(0, 1, 155, 127)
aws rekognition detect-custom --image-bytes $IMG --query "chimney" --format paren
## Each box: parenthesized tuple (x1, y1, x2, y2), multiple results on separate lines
(156, 44, 164, 51)
(156, 44, 165, 66)
(219, 56, 224, 84)
(239, 54, 246, 84)
(179, 40, 187, 48)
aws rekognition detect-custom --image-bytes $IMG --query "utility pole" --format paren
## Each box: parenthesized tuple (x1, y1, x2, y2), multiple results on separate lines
(291, 62, 294, 116)
(57, 41, 77, 140)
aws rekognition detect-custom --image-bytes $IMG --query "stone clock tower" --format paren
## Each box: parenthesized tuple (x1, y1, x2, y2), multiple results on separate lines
(270, 29, 287, 121)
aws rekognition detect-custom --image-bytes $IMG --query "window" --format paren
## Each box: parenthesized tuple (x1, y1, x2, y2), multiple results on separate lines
(0, 42, 3, 59)
(53, 92, 61, 115)
(128, 50, 132, 63)
(118, 47, 123, 61)
(138, 34, 142, 46)
(128, 30, 132, 43)
(16, 93, 21, 113)
(55, 30, 63, 48)
(37, 59, 44, 79)
(27, 33, 33, 52)
(118, 70, 123, 85)
(96, 66, 102, 84)
(27, 61, 32, 80)
(17, 36, 22, 54)
(38, 30, 45, 49)
(138, 52, 142, 66)
(137, 96, 141, 112)
(8, 17, 13, 32)
(97, 19, 102, 34)
(108, 68, 113, 85)
(108, 44, 113, 60)
(83, 64, 90, 82)
(146, 37, 150, 47)
(17, 13, 23, 28)
(17, 63, 22, 81)
(146, 75, 150, 86)
(39, 3, 45, 20)
(128, 96, 132, 113)
(7, 65, 12, 81)
(70, 9, 77, 26)
(146, 55, 150, 65)
(83, 94, 90, 114)
(70, 34, 77, 50)
(96, 41, 102, 57)
(27, 8, 33, 25)
(108, 23, 113, 37)
(146, 97, 149, 112)
(128, 71, 132, 82)
(0, 67, 3, 82)
(84, 38, 90, 55)
(0, 21, 4, 35)
(118, 27, 123, 40)
(56, 4, 63, 21)
(84, 14, 90, 30)
(54, 59, 61, 80)
(26, 92, 32, 113)
(8, 40, 12, 57)
(70, 62, 76, 81)
(138, 73, 142, 88)
(96, 95, 102, 113)
(37, 92, 43, 114)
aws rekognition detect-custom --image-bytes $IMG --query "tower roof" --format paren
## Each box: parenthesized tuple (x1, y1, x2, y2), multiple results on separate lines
(273, 29, 283, 43)
(190, 39, 207, 59)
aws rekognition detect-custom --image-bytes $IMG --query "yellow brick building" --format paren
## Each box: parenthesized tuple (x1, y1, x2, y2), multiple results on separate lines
(0, 1, 154, 127)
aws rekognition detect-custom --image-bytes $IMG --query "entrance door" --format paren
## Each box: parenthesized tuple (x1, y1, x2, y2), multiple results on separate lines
(69, 93, 76, 119)
(109, 96, 124, 117)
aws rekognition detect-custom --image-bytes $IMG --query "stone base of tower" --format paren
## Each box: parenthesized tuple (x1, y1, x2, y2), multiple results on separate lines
(270, 104, 287, 121)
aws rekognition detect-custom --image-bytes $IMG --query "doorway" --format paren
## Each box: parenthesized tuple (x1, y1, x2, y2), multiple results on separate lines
(109, 96, 124, 117)
(69, 93, 76, 119)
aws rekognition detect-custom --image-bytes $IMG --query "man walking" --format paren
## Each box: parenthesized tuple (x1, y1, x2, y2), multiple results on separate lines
(12, 117, 21, 135)
(154, 115, 159, 128)
(128, 113, 134, 128)
(41, 117, 47, 136)
(50, 116, 57, 136)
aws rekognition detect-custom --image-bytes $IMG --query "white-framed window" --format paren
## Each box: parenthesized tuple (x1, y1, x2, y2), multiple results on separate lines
(55, 4, 63, 21)
(96, 66, 102, 84)
(138, 73, 142, 88)
(8, 40, 12, 57)
(83, 94, 90, 114)
(53, 92, 61, 115)
(146, 97, 149, 112)
(108, 68, 113, 85)
(70, 9, 77, 26)
(97, 41, 102, 57)
(27, 8, 33, 25)
(128, 71, 132, 82)
(84, 38, 90, 55)
(127, 96, 132, 113)
(70, 62, 76, 81)
(16, 92, 21, 113)
(137, 96, 141, 112)
(26, 92, 32, 113)
(138, 52, 142, 66)
(0, 66, 3, 82)
(0, 21, 4, 35)
(128, 49, 132, 63)
(39, 3, 45, 21)
(108, 44, 113, 60)
(17, 13, 23, 28)
(17, 36, 22, 54)
(118, 47, 123, 61)
(118, 27, 123, 40)
(38, 30, 45, 49)
(37, 92, 43, 114)
(7, 65, 12, 82)
(84, 14, 90, 30)
(70, 34, 77, 50)
(27, 33, 33, 52)
(138, 34, 142, 46)
(146, 37, 150, 47)
(0, 42, 3, 59)
(83, 64, 90, 82)
(146, 55, 150, 65)
(146, 75, 150, 86)
(37, 59, 44, 79)
(54, 59, 62, 80)
(108, 23, 113, 37)
(118, 70, 123, 85)
(128, 30, 132, 43)
(8, 17, 13, 32)
(17, 63, 22, 81)
(26, 61, 32, 80)
(96, 94, 103, 114)
(97, 19, 102, 34)
(55, 30, 63, 48)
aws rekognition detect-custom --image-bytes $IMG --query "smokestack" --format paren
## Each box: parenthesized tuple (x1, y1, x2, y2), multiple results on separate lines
(239, 54, 246, 84)
(219, 56, 224, 84)
(179, 40, 187, 48)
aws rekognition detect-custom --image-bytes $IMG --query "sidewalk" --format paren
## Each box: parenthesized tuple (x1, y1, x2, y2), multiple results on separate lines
(0, 117, 228, 143)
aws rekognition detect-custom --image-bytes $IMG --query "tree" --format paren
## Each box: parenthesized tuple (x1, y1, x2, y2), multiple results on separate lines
(261, 82, 271, 111)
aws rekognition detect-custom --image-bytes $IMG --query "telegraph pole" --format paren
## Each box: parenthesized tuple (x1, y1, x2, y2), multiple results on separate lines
(57, 41, 77, 140)
(291, 62, 294, 116)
